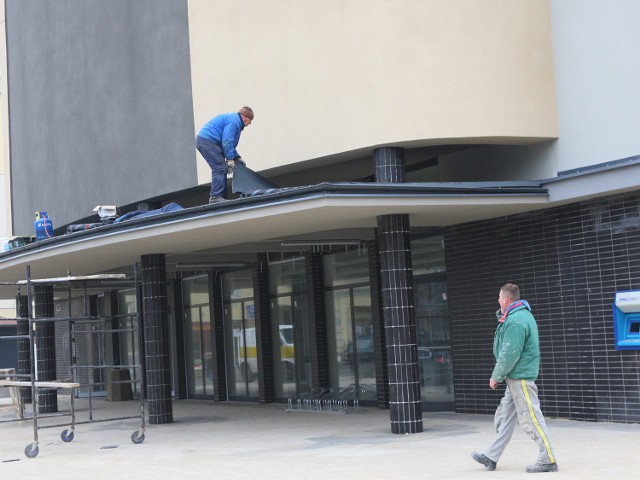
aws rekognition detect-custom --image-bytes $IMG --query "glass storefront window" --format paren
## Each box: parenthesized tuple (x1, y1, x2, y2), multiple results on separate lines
(224, 269, 254, 300)
(117, 289, 140, 394)
(269, 257, 306, 295)
(270, 258, 310, 399)
(326, 288, 355, 388)
(324, 249, 376, 399)
(411, 235, 454, 408)
(324, 248, 371, 288)
(183, 276, 213, 397)
(412, 236, 445, 276)
(223, 270, 258, 399)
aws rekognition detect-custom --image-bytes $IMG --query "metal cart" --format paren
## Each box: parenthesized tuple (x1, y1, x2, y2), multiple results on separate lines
(0, 265, 146, 458)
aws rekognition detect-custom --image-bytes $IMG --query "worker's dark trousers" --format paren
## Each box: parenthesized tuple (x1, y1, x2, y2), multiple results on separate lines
(196, 136, 227, 198)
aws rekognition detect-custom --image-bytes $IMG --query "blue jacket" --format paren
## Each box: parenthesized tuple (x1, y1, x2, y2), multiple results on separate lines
(197, 112, 244, 160)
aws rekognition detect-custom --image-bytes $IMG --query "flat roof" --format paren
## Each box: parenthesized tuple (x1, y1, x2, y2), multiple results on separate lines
(0, 182, 548, 297)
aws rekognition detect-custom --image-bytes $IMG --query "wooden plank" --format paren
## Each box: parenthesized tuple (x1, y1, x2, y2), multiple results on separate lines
(14, 274, 129, 285)
(0, 380, 80, 389)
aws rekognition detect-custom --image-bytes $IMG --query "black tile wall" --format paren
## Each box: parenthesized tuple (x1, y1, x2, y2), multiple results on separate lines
(445, 190, 640, 423)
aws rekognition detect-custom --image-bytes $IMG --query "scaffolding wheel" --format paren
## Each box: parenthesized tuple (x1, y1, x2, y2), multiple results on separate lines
(24, 443, 39, 458)
(131, 430, 145, 444)
(61, 428, 75, 442)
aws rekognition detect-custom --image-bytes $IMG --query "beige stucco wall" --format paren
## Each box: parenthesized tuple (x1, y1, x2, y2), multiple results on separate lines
(0, 2, 15, 316)
(195, 0, 556, 181)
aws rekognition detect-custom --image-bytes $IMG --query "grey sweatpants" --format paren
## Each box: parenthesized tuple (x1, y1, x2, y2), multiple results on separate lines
(483, 378, 557, 465)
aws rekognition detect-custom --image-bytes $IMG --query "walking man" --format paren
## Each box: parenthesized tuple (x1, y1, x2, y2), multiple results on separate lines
(196, 106, 254, 203)
(471, 283, 558, 473)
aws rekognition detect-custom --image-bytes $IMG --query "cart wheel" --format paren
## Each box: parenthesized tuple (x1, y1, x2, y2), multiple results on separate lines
(61, 429, 75, 442)
(24, 443, 39, 458)
(131, 431, 145, 444)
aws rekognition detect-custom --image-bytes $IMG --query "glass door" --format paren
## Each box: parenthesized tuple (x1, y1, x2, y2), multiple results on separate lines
(224, 299, 258, 398)
(414, 278, 454, 408)
(326, 286, 374, 391)
(271, 292, 310, 398)
(223, 269, 257, 400)
(117, 289, 140, 395)
(183, 276, 214, 397)
(292, 292, 311, 394)
(184, 305, 213, 396)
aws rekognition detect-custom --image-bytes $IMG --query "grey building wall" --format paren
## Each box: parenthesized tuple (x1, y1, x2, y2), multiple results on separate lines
(547, 0, 640, 174)
(6, 0, 196, 235)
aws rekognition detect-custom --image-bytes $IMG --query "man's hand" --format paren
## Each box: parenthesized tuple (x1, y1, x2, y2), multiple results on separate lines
(235, 157, 246, 166)
(489, 378, 499, 390)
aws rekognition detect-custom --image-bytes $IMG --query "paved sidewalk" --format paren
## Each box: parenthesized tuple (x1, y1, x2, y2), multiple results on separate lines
(1, 396, 638, 480)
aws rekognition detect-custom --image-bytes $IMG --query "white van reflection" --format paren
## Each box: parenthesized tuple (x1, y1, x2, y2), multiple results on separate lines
(234, 325, 294, 382)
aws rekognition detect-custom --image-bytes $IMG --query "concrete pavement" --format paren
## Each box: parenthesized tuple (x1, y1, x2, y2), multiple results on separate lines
(1, 394, 638, 479)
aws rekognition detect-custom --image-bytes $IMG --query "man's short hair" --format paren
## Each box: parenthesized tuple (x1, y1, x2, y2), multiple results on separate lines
(239, 106, 254, 120)
(500, 283, 520, 301)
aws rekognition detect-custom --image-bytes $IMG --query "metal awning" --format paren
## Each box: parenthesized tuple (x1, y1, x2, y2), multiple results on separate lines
(0, 182, 548, 298)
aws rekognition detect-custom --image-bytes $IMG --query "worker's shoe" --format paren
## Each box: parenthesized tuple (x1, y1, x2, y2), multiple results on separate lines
(526, 462, 559, 473)
(471, 452, 496, 471)
(209, 196, 229, 204)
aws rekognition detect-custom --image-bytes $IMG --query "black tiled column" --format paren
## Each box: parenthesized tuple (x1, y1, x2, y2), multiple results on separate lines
(306, 253, 329, 389)
(34, 285, 57, 413)
(374, 147, 405, 183)
(141, 254, 173, 424)
(16, 294, 31, 403)
(375, 146, 422, 433)
(377, 214, 422, 434)
(210, 273, 227, 401)
(254, 255, 274, 403)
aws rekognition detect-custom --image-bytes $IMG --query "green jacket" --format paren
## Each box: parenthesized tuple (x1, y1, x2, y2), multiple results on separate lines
(491, 302, 540, 382)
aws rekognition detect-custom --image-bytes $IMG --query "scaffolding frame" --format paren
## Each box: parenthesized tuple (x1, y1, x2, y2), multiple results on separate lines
(0, 265, 146, 458)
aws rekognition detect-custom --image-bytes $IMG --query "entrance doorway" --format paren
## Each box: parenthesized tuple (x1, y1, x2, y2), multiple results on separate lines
(414, 278, 454, 409)
(183, 276, 214, 397)
(271, 292, 310, 398)
(223, 269, 258, 400)
(269, 259, 310, 399)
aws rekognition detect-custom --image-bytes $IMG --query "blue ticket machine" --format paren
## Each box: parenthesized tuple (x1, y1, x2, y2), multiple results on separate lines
(612, 291, 640, 350)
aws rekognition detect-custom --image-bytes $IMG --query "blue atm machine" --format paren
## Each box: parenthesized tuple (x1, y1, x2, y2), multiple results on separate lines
(612, 291, 640, 350)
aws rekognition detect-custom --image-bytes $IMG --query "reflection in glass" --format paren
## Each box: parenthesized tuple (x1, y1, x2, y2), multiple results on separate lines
(324, 249, 376, 399)
(223, 270, 258, 399)
(183, 276, 212, 397)
(411, 235, 454, 406)
(272, 297, 295, 397)
(117, 289, 139, 394)
(415, 280, 453, 404)
(327, 288, 354, 388)
(269, 259, 310, 399)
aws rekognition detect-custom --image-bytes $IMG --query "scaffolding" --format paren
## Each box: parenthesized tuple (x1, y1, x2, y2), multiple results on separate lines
(0, 265, 145, 458)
